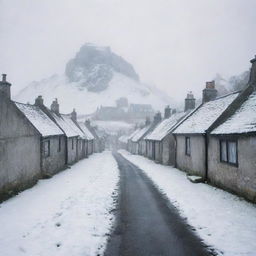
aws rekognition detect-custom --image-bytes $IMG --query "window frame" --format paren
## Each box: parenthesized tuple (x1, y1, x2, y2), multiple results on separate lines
(185, 136, 191, 156)
(219, 139, 238, 167)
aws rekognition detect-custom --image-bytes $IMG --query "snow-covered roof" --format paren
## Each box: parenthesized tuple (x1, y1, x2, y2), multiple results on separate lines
(131, 125, 151, 142)
(15, 103, 64, 137)
(61, 115, 85, 138)
(50, 113, 81, 138)
(128, 128, 141, 140)
(78, 122, 95, 140)
(118, 135, 129, 143)
(173, 92, 239, 134)
(146, 112, 188, 141)
(212, 91, 256, 134)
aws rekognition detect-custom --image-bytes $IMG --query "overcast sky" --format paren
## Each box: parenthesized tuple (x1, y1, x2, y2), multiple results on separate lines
(0, 0, 256, 101)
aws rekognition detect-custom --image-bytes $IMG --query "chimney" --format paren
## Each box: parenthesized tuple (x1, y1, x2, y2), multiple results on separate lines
(172, 108, 177, 114)
(164, 105, 171, 119)
(185, 91, 196, 111)
(145, 116, 151, 126)
(51, 98, 60, 114)
(202, 81, 217, 103)
(85, 119, 91, 127)
(249, 55, 256, 87)
(71, 109, 77, 122)
(35, 95, 44, 106)
(153, 112, 162, 124)
(0, 74, 11, 99)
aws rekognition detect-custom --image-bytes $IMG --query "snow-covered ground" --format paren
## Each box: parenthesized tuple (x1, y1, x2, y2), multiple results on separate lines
(0, 151, 119, 256)
(120, 150, 256, 256)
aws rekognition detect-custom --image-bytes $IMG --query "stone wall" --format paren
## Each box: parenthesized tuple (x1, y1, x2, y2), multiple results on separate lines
(0, 95, 41, 200)
(154, 141, 162, 163)
(208, 135, 256, 202)
(161, 134, 176, 166)
(176, 134, 206, 177)
(67, 137, 78, 164)
(41, 135, 66, 176)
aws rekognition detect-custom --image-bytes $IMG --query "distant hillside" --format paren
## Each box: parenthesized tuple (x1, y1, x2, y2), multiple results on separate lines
(15, 43, 172, 114)
(214, 70, 250, 96)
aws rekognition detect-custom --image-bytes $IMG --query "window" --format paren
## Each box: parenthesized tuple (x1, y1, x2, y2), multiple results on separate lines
(220, 140, 238, 166)
(185, 137, 191, 156)
(43, 140, 50, 157)
(58, 137, 61, 152)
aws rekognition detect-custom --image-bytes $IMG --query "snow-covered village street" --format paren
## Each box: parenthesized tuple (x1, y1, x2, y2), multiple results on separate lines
(0, 152, 119, 256)
(1, 2, 256, 256)
(1, 150, 256, 256)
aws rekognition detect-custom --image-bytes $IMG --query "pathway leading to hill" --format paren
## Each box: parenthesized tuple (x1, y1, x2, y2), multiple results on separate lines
(105, 152, 211, 256)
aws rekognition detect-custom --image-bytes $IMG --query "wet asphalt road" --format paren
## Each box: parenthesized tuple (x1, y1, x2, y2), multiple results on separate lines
(104, 152, 212, 256)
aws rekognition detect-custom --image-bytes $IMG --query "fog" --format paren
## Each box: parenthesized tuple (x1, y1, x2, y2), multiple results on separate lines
(0, 0, 256, 101)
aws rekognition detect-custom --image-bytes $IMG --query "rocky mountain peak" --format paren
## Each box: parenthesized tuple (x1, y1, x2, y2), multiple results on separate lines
(65, 43, 140, 92)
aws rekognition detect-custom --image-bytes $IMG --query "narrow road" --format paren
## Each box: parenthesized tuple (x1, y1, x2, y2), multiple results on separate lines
(104, 152, 212, 256)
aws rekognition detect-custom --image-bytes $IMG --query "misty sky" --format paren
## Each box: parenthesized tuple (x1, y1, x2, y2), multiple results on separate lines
(0, 0, 256, 101)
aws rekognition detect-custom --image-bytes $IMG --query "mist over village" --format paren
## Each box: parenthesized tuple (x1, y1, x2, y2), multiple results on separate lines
(0, 1, 256, 256)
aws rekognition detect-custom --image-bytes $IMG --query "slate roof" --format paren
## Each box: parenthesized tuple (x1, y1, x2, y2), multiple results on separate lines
(145, 112, 189, 141)
(128, 128, 141, 140)
(60, 114, 85, 138)
(15, 103, 64, 137)
(173, 92, 239, 134)
(212, 91, 256, 134)
(78, 122, 95, 140)
(131, 125, 151, 142)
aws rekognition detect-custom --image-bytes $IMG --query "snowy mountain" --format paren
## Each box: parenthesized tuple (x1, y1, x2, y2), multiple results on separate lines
(15, 43, 172, 114)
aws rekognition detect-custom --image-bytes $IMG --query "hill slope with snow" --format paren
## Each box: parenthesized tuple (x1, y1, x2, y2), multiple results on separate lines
(15, 44, 172, 114)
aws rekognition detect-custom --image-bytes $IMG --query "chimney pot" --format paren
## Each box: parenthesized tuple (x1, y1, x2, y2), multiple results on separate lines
(202, 81, 217, 103)
(2, 74, 7, 82)
(51, 98, 60, 114)
(35, 95, 44, 106)
(164, 105, 171, 119)
(0, 74, 11, 99)
(185, 91, 196, 111)
(71, 108, 77, 122)
(249, 55, 256, 86)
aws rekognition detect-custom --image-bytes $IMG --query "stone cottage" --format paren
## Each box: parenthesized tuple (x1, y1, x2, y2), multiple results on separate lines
(15, 100, 66, 177)
(0, 75, 41, 200)
(85, 120, 104, 153)
(173, 81, 239, 178)
(145, 104, 192, 165)
(207, 56, 256, 202)
(78, 121, 95, 156)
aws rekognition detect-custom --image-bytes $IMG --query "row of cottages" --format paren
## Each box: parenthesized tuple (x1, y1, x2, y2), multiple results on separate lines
(126, 56, 256, 202)
(173, 56, 256, 202)
(0, 75, 102, 200)
(127, 113, 162, 155)
(145, 103, 194, 165)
